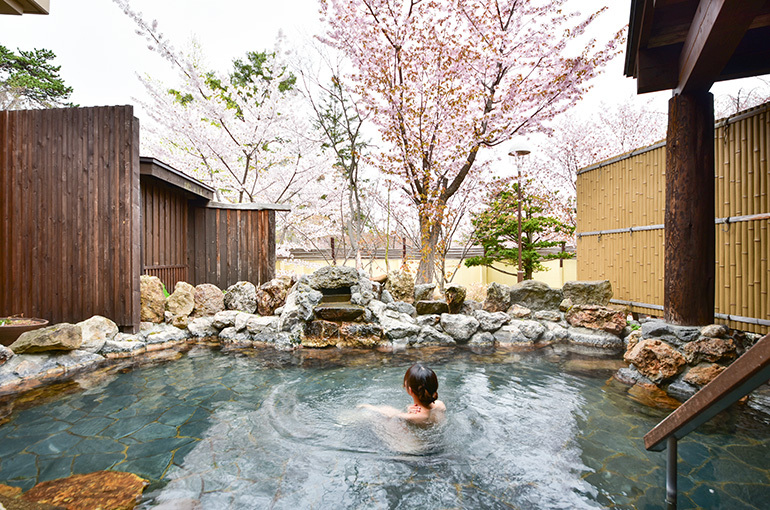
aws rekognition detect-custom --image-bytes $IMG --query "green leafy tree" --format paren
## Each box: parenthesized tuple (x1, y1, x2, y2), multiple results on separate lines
(465, 178, 574, 280)
(0, 45, 73, 109)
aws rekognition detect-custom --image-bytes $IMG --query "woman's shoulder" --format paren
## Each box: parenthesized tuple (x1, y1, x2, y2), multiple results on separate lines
(431, 400, 446, 412)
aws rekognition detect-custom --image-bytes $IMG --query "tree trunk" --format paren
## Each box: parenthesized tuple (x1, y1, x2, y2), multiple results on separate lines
(416, 212, 441, 284)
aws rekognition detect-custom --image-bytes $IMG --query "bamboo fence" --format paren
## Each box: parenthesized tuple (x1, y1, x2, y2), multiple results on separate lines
(577, 102, 769, 334)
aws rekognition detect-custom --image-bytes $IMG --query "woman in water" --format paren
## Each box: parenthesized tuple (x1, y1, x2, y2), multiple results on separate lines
(359, 363, 446, 425)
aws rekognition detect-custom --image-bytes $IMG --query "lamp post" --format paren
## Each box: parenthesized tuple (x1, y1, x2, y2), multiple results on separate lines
(508, 143, 531, 283)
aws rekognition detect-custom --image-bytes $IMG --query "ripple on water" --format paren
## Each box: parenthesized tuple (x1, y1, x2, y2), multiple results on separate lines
(0, 347, 769, 509)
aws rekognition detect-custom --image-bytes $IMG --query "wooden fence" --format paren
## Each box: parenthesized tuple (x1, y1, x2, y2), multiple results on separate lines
(576, 102, 769, 334)
(188, 204, 277, 290)
(0, 106, 141, 328)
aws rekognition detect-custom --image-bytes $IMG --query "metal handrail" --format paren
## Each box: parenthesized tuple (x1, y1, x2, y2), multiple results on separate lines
(644, 332, 770, 508)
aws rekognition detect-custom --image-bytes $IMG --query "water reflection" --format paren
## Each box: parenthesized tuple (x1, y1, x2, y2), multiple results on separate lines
(0, 346, 769, 509)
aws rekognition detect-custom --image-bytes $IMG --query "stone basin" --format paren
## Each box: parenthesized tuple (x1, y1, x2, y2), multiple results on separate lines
(313, 303, 365, 322)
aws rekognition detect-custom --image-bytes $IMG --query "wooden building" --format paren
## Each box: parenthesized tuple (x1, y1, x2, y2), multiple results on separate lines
(1, 106, 287, 331)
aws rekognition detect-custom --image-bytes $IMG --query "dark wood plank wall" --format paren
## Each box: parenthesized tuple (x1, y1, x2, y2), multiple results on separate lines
(188, 206, 275, 289)
(141, 177, 189, 291)
(0, 106, 141, 328)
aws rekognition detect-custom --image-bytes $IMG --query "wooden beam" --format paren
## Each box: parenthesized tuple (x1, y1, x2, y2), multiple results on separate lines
(664, 91, 715, 326)
(636, 45, 681, 93)
(677, 0, 766, 93)
(645, 333, 770, 451)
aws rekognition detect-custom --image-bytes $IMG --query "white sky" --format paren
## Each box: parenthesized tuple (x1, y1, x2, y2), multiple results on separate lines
(1, 0, 765, 143)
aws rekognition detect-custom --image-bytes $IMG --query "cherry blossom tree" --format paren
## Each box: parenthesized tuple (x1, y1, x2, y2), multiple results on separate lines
(113, 0, 349, 255)
(320, 0, 622, 283)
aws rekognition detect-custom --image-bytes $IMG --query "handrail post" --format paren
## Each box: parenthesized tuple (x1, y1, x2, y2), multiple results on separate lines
(666, 436, 677, 509)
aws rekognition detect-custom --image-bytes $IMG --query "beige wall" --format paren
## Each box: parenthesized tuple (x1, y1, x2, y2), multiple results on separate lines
(277, 257, 578, 296)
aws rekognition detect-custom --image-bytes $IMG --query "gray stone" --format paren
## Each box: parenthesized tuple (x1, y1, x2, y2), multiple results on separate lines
(142, 324, 190, 345)
(493, 322, 541, 346)
(414, 283, 436, 301)
(415, 300, 449, 315)
(212, 311, 240, 329)
(509, 280, 563, 311)
(187, 317, 218, 338)
(562, 280, 613, 306)
(459, 300, 482, 314)
(559, 298, 573, 312)
(100, 339, 147, 356)
(350, 291, 375, 306)
(534, 310, 562, 322)
(380, 290, 395, 304)
(140, 275, 166, 323)
(444, 284, 467, 314)
(10, 323, 82, 354)
(387, 301, 416, 317)
(379, 315, 421, 341)
(439, 314, 479, 343)
(224, 281, 258, 313)
(701, 324, 729, 338)
(77, 316, 118, 353)
(366, 300, 387, 320)
(483, 282, 511, 312)
(338, 323, 384, 348)
(234, 312, 254, 332)
(1, 350, 103, 382)
(614, 366, 653, 386)
(245, 316, 280, 341)
(0, 344, 13, 366)
(192, 283, 225, 318)
(415, 326, 456, 346)
(666, 377, 699, 401)
(567, 326, 624, 351)
(472, 310, 510, 332)
(219, 326, 252, 344)
(641, 319, 700, 349)
(279, 284, 323, 332)
(308, 265, 360, 290)
(541, 322, 570, 343)
(416, 315, 441, 328)
(507, 304, 532, 319)
(469, 331, 495, 346)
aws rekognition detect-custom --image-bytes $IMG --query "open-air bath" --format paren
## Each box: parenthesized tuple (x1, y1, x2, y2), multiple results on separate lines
(1, 345, 769, 509)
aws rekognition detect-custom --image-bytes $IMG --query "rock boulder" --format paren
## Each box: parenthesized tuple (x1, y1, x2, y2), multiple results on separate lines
(414, 283, 436, 301)
(683, 337, 737, 364)
(683, 364, 725, 386)
(224, 281, 258, 313)
(483, 282, 511, 312)
(439, 314, 479, 343)
(166, 281, 196, 328)
(565, 304, 627, 335)
(562, 280, 612, 306)
(140, 275, 165, 323)
(624, 339, 686, 383)
(509, 280, 563, 311)
(10, 323, 82, 354)
(76, 316, 118, 354)
(444, 284, 466, 314)
(192, 283, 225, 318)
(385, 270, 415, 303)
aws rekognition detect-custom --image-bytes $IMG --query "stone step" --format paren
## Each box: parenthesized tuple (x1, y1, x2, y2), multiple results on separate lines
(314, 303, 365, 322)
(320, 294, 352, 304)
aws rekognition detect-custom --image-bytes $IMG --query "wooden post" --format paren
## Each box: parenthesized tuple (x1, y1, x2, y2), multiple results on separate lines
(664, 92, 715, 326)
(331, 237, 336, 266)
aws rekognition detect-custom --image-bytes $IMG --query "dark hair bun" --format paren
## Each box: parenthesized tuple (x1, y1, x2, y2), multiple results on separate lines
(404, 363, 439, 407)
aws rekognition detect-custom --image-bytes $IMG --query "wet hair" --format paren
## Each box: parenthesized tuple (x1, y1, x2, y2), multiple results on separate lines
(404, 363, 439, 407)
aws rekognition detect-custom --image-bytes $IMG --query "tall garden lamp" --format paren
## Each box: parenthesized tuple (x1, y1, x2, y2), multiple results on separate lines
(508, 143, 531, 283)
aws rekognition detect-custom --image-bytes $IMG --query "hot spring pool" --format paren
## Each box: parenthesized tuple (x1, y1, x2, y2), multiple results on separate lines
(1, 346, 769, 509)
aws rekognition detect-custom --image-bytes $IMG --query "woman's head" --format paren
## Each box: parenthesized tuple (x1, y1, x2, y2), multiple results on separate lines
(404, 363, 438, 407)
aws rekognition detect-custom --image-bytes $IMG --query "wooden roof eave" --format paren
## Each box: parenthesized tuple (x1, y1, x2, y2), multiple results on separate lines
(0, 0, 49, 15)
(625, 0, 770, 94)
